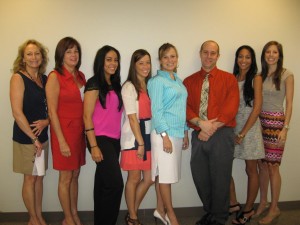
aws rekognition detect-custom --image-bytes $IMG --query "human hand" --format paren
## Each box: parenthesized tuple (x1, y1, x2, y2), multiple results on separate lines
(277, 129, 287, 146)
(91, 146, 103, 162)
(182, 135, 189, 150)
(34, 140, 43, 157)
(198, 130, 210, 141)
(199, 118, 218, 136)
(136, 146, 144, 160)
(59, 141, 71, 157)
(163, 136, 173, 153)
(30, 119, 48, 136)
(234, 134, 244, 145)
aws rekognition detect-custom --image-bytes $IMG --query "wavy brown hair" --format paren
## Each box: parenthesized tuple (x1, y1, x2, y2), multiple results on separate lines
(13, 39, 48, 74)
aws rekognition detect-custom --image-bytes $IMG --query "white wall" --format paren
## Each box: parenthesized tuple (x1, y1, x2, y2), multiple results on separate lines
(0, 0, 299, 212)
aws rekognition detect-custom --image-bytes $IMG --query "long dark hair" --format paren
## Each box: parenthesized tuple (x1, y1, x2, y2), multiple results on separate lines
(261, 41, 283, 90)
(124, 49, 152, 99)
(54, 37, 82, 75)
(93, 45, 122, 111)
(233, 45, 258, 107)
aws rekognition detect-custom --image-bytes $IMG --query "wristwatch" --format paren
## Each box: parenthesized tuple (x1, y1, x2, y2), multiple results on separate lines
(160, 132, 167, 138)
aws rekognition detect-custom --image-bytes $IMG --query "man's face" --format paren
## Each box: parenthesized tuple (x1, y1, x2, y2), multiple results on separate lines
(200, 41, 220, 71)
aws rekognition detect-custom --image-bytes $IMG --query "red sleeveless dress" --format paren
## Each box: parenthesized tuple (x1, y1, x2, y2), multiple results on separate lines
(50, 67, 86, 170)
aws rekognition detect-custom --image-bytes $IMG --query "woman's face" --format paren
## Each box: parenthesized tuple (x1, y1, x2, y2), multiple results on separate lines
(104, 50, 118, 76)
(63, 45, 79, 68)
(135, 55, 151, 80)
(237, 48, 252, 72)
(23, 44, 42, 69)
(264, 44, 279, 66)
(160, 47, 178, 73)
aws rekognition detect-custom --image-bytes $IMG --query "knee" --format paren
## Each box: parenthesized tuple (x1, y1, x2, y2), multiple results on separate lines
(72, 169, 81, 180)
(24, 175, 37, 184)
(267, 164, 279, 177)
(245, 165, 258, 177)
(59, 173, 73, 185)
(128, 174, 141, 185)
(143, 178, 155, 187)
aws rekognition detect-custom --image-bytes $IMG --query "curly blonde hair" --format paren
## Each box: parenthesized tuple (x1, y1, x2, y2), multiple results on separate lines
(13, 39, 49, 74)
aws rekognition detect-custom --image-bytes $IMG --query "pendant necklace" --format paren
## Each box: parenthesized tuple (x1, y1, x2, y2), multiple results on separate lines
(25, 69, 42, 86)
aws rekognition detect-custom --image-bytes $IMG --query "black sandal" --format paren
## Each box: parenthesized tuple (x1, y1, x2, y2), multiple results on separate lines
(125, 212, 143, 225)
(232, 208, 254, 225)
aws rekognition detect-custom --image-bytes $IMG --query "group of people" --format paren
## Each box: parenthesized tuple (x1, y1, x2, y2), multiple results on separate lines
(10, 37, 294, 225)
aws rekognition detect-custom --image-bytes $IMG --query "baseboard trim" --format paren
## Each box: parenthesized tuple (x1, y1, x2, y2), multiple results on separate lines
(1, 201, 299, 222)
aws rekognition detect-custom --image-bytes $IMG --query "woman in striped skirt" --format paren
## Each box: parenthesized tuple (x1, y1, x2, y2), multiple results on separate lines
(256, 41, 294, 225)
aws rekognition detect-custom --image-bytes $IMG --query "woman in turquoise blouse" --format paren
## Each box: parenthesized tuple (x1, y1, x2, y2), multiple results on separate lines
(148, 43, 189, 225)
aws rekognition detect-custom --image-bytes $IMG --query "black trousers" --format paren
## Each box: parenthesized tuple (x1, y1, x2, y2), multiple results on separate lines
(91, 136, 124, 225)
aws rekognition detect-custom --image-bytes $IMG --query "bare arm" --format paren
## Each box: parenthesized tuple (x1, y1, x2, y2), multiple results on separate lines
(128, 114, 145, 159)
(236, 75, 263, 144)
(83, 90, 103, 162)
(278, 75, 294, 142)
(46, 72, 70, 157)
(10, 73, 43, 155)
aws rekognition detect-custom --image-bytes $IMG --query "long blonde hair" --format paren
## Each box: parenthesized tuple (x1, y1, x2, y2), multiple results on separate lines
(12, 39, 49, 74)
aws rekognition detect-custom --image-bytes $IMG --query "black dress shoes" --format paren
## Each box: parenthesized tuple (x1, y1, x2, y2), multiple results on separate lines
(195, 213, 212, 225)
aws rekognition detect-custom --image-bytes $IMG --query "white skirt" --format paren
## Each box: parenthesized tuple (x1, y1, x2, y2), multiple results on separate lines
(151, 131, 183, 184)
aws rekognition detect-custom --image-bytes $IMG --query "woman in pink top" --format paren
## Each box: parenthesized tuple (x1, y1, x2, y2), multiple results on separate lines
(83, 45, 123, 225)
(120, 49, 154, 225)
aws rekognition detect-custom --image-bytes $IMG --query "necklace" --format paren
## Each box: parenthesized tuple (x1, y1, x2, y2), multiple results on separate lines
(25, 69, 42, 87)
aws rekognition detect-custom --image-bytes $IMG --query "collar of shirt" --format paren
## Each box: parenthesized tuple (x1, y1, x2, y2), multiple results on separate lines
(63, 66, 85, 84)
(199, 66, 218, 78)
(157, 69, 178, 80)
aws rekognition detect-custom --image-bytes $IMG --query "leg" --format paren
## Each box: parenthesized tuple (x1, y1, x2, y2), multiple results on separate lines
(70, 169, 82, 225)
(22, 175, 41, 225)
(209, 128, 234, 224)
(233, 160, 258, 224)
(155, 177, 166, 218)
(125, 170, 141, 220)
(244, 160, 259, 211)
(35, 176, 47, 225)
(190, 131, 211, 213)
(134, 170, 154, 212)
(159, 183, 179, 225)
(259, 164, 281, 224)
(253, 160, 269, 217)
(94, 136, 124, 225)
(58, 170, 75, 225)
(229, 177, 240, 213)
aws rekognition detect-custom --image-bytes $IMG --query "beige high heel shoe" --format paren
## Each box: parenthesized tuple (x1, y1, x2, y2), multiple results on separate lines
(153, 210, 167, 225)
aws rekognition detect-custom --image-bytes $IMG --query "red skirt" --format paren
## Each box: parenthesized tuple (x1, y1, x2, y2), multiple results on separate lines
(120, 150, 151, 171)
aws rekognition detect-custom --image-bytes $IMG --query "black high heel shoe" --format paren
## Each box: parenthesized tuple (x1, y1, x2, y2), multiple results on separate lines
(229, 203, 242, 216)
(232, 208, 255, 225)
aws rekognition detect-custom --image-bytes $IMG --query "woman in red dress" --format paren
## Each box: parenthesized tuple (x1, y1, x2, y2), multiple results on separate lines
(46, 37, 86, 225)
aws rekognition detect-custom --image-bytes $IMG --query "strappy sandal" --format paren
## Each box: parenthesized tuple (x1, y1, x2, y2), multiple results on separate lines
(125, 212, 143, 225)
(232, 208, 255, 225)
